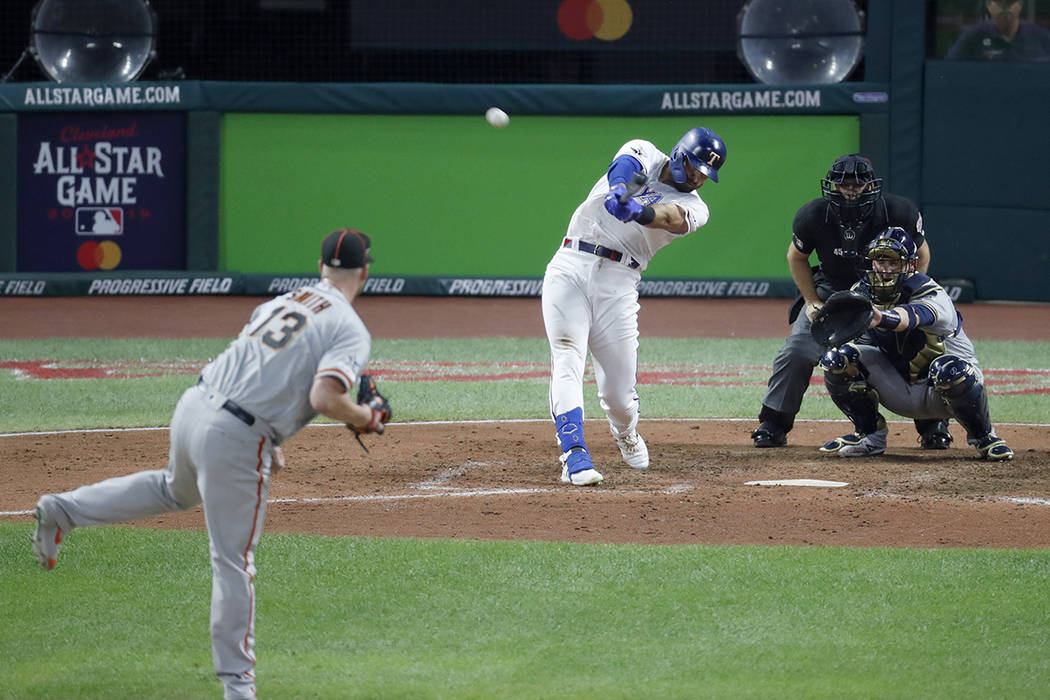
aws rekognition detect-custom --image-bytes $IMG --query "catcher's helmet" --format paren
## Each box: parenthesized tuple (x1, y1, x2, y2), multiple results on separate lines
(865, 226, 917, 304)
(821, 153, 883, 226)
(669, 127, 726, 184)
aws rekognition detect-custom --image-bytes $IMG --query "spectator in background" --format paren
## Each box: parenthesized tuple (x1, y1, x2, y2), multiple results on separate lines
(946, 0, 1050, 61)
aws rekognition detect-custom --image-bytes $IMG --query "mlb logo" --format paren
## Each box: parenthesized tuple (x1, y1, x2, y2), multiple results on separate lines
(76, 207, 124, 235)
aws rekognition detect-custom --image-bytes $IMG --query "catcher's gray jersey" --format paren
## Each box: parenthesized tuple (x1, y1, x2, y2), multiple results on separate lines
(202, 280, 371, 444)
(852, 274, 981, 420)
(857, 273, 978, 383)
(565, 139, 710, 271)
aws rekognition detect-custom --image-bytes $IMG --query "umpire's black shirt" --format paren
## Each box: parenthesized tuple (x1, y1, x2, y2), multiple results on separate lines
(791, 193, 925, 292)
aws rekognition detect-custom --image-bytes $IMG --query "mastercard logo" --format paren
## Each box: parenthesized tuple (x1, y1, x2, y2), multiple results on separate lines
(77, 240, 122, 271)
(558, 0, 633, 41)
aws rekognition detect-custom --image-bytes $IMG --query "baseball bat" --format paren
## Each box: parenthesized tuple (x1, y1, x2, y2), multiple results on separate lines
(618, 171, 647, 204)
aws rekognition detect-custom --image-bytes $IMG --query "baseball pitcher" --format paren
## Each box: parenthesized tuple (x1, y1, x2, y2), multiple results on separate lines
(31, 229, 391, 700)
(542, 127, 726, 486)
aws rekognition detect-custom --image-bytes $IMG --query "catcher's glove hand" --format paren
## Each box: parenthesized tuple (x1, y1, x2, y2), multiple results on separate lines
(350, 373, 391, 436)
(810, 289, 874, 348)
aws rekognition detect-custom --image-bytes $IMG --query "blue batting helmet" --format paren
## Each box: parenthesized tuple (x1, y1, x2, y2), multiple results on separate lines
(669, 127, 727, 184)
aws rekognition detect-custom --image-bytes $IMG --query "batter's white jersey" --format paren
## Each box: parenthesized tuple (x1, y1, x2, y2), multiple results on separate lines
(542, 138, 714, 470)
(202, 280, 371, 444)
(565, 139, 710, 270)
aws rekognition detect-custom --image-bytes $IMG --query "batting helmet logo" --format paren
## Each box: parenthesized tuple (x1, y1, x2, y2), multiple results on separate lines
(669, 127, 727, 184)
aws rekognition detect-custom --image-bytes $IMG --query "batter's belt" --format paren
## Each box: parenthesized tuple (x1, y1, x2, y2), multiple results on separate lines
(563, 238, 640, 269)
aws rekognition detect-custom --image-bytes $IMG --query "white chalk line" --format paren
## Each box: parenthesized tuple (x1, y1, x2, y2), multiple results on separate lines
(0, 484, 691, 517)
(5, 485, 1050, 518)
(3, 416, 1048, 439)
(3, 420, 1048, 516)
(269, 487, 552, 504)
(1005, 497, 1050, 507)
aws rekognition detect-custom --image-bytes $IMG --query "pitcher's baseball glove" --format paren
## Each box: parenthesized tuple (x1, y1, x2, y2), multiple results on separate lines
(350, 373, 391, 436)
(810, 290, 874, 348)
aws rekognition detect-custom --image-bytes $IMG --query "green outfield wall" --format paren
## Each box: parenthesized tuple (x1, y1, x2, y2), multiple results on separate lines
(220, 114, 857, 278)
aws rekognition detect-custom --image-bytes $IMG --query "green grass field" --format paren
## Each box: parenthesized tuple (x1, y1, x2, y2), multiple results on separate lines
(1, 337, 1047, 432)
(2, 336, 1049, 698)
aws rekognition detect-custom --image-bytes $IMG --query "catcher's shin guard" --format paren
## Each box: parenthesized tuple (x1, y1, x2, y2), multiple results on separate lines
(928, 356, 993, 440)
(821, 346, 882, 434)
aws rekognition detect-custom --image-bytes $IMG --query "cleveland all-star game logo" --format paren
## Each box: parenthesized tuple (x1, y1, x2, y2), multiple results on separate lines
(30, 121, 166, 270)
(17, 112, 185, 273)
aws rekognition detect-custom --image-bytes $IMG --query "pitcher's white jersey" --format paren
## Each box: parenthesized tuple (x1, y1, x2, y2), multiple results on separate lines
(565, 139, 710, 271)
(201, 279, 371, 443)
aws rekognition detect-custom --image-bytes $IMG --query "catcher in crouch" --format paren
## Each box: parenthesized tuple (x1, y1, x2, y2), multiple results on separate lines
(814, 226, 1013, 460)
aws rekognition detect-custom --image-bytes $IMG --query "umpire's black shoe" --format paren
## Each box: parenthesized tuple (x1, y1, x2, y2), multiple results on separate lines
(919, 421, 953, 450)
(752, 422, 787, 448)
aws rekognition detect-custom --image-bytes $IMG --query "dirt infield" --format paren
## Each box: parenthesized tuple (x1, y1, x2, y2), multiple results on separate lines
(2, 296, 1049, 549)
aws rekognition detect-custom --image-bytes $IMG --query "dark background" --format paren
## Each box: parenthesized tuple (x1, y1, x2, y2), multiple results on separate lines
(0, 0, 870, 85)
(927, 0, 1050, 57)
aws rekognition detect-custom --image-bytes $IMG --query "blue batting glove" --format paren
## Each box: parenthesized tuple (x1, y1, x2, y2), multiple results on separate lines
(604, 196, 644, 222)
(603, 184, 628, 217)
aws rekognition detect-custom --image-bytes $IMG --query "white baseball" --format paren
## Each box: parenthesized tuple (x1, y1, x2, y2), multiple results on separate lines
(485, 107, 509, 128)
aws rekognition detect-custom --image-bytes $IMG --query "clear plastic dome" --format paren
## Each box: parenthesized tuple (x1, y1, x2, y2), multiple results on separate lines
(30, 0, 156, 83)
(737, 0, 864, 85)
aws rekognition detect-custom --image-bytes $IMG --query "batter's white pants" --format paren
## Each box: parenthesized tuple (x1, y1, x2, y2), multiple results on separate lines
(541, 248, 642, 440)
(42, 385, 275, 699)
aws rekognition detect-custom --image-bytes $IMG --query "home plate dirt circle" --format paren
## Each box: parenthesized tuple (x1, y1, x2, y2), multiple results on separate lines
(3, 419, 1048, 550)
(1, 296, 1049, 550)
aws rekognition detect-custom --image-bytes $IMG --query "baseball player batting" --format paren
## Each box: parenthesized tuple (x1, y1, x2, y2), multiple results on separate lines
(817, 227, 1013, 460)
(31, 229, 391, 700)
(541, 127, 727, 486)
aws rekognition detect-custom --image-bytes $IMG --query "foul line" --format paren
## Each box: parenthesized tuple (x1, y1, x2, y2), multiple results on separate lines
(3, 421, 1048, 516)
(5, 487, 1050, 518)
(2, 416, 1048, 439)
(0, 485, 688, 517)
(269, 487, 550, 504)
(1006, 497, 1050, 507)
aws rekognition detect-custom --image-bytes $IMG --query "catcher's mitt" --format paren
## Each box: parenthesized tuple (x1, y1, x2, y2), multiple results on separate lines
(350, 373, 391, 437)
(810, 290, 874, 348)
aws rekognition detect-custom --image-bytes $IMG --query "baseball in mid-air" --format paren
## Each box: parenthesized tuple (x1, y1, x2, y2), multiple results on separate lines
(485, 107, 510, 128)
